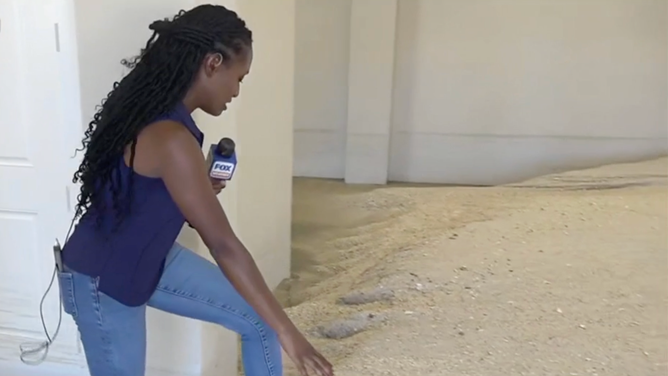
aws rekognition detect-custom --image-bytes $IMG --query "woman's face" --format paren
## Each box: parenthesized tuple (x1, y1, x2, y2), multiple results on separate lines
(198, 46, 252, 116)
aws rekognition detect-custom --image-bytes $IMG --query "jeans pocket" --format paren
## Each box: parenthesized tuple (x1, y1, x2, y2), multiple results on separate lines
(57, 271, 78, 318)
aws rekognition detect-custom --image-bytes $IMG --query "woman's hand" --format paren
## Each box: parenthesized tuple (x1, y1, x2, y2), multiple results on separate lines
(211, 178, 226, 194)
(280, 330, 334, 376)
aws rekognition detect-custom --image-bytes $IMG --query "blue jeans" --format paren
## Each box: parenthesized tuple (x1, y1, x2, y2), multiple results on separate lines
(57, 242, 282, 376)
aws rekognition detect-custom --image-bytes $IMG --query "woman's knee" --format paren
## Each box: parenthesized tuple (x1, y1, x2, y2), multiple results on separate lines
(232, 312, 278, 344)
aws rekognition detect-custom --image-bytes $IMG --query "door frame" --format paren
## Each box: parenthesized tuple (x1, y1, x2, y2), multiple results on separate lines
(54, 0, 85, 222)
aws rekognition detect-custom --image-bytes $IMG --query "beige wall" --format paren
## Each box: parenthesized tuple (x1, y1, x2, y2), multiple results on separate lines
(293, 0, 351, 178)
(293, 0, 668, 185)
(73, 0, 293, 375)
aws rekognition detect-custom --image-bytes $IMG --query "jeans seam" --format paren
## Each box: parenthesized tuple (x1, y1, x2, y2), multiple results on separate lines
(90, 277, 120, 376)
(155, 285, 276, 375)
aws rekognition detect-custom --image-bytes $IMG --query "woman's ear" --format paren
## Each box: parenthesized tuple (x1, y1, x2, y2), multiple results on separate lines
(212, 52, 223, 68)
(204, 53, 224, 75)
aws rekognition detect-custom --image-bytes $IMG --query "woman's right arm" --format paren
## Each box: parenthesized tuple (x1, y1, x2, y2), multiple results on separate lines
(151, 121, 332, 376)
(153, 121, 295, 334)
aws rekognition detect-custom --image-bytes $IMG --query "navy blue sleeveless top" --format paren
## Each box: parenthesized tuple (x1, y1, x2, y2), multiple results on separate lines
(62, 103, 204, 306)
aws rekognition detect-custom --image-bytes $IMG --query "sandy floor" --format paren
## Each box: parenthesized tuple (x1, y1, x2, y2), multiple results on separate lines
(275, 158, 668, 376)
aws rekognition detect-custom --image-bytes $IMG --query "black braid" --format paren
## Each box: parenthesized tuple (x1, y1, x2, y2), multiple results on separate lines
(72, 5, 252, 229)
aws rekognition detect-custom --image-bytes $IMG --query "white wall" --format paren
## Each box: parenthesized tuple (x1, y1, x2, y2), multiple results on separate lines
(293, 0, 668, 185)
(292, 0, 352, 178)
(0, 0, 293, 375)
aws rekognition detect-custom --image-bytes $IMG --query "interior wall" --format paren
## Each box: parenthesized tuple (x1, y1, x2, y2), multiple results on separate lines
(390, 0, 668, 184)
(291, 0, 668, 185)
(231, 0, 295, 291)
(344, 0, 398, 184)
(292, 0, 351, 178)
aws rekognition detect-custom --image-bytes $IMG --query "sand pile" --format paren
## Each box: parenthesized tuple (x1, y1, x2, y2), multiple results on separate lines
(276, 158, 668, 376)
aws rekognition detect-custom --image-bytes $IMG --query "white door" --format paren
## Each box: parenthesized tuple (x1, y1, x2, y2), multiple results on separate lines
(0, 0, 84, 369)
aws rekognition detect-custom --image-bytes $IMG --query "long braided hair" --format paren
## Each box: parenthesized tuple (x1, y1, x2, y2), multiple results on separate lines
(72, 5, 252, 228)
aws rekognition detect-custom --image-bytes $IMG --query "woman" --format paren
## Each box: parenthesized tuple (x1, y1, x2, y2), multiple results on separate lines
(59, 5, 333, 376)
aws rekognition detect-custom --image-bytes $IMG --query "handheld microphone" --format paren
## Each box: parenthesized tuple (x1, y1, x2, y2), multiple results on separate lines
(206, 137, 237, 181)
(187, 138, 237, 229)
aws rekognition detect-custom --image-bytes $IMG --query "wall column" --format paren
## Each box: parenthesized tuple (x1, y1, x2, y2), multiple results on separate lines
(194, 0, 295, 375)
(344, 0, 398, 184)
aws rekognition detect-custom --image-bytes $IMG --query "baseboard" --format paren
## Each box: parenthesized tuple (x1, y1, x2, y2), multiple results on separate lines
(0, 360, 88, 376)
(388, 133, 668, 185)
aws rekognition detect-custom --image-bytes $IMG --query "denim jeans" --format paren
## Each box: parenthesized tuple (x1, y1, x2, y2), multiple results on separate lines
(57, 242, 282, 376)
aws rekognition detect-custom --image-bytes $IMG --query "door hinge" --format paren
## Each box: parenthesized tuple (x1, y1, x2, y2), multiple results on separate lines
(54, 23, 60, 52)
(65, 185, 71, 212)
